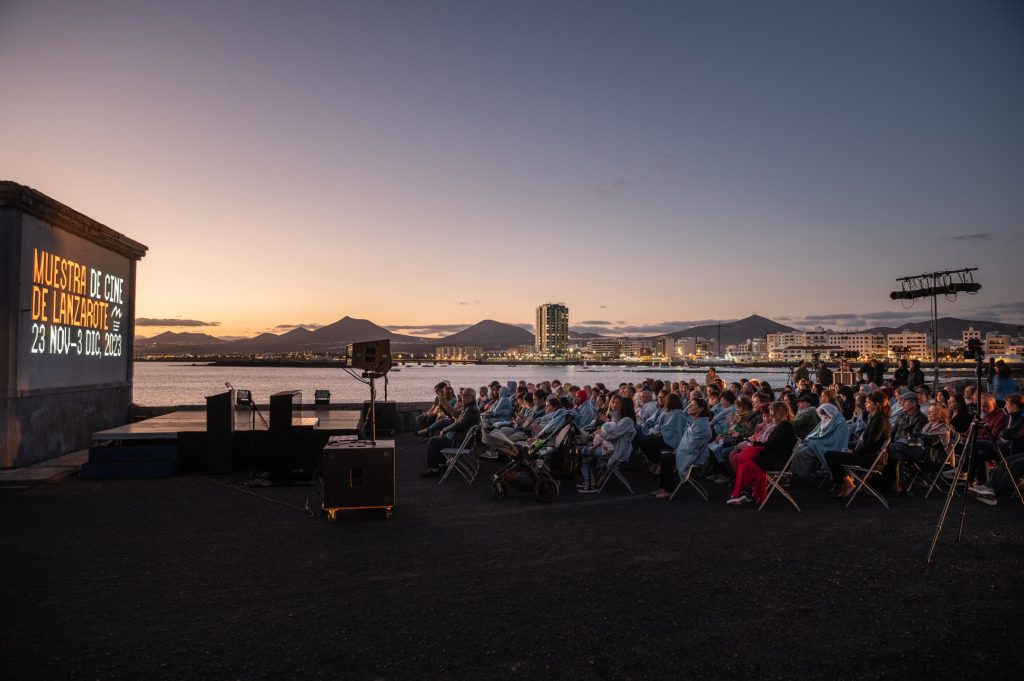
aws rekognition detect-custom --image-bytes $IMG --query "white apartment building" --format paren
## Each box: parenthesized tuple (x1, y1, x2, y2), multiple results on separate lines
(435, 345, 485, 360)
(654, 336, 675, 359)
(619, 337, 655, 358)
(887, 332, 929, 359)
(586, 339, 621, 358)
(768, 331, 888, 360)
(986, 332, 1008, 356)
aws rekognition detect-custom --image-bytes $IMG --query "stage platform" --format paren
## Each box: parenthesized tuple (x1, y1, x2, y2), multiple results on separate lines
(92, 409, 361, 442)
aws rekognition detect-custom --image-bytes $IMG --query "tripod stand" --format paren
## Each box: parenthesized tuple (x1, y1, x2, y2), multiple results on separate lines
(926, 358, 1023, 563)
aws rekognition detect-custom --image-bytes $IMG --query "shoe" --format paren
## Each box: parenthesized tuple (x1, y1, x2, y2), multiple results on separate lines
(715, 476, 734, 485)
(940, 468, 967, 481)
(479, 450, 499, 460)
(968, 484, 995, 497)
(418, 468, 440, 478)
(653, 491, 672, 500)
(578, 485, 600, 494)
(973, 493, 997, 507)
(577, 480, 592, 490)
(726, 494, 751, 506)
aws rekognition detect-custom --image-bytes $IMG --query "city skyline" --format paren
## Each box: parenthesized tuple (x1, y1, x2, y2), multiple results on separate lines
(2, 1, 1022, 338)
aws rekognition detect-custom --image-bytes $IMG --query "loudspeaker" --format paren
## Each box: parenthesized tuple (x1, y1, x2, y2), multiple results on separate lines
(359, 400, 397, 438)
(205, 390, 235, 474)
(269, 390, 302, 483)
(346, 339, 392, 372)
(270, 390, 302, 431)
(322, 440, 395, 509)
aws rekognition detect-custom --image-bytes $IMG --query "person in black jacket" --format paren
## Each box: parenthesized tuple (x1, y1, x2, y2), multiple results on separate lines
(893, 359, 910, 390)
(727, 401, 798, 505)
(816, 361, 834, 388)
(825, 390, 893, 498)
(907, 359, 926, 390)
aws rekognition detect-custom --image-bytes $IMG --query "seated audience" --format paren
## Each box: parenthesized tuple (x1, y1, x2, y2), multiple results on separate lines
(727, 400, 798, 505)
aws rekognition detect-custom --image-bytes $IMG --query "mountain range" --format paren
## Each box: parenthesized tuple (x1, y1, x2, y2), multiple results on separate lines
(133, 314, 1021, 356)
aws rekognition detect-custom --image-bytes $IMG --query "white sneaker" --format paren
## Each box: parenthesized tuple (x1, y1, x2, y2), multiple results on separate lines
(726, 494, 750, 506)
(974, 494, 997, 507)
(968, 484, 995, 497)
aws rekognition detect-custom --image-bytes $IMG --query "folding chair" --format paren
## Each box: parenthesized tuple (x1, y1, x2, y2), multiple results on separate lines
(668, 460, 709, 501)
(843, 438, 891, 509)
(594, 430, 636, 494)
(925, 431, 961, 500)
(758, 444, 801, 512)
(902, 430, 959, 497)
(439, 425, 480, 485)
(662, 446, 710, 501)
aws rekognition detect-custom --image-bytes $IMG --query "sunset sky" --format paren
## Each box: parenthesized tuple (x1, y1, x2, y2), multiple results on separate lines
(2, 1, 1022, 339)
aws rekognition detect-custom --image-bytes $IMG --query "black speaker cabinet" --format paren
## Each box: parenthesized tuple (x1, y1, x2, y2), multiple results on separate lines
(359, 400, 397, 437)
(205, 390, 235, 474)
(270, 390, 302, 431)
(322, 440, 395, 519)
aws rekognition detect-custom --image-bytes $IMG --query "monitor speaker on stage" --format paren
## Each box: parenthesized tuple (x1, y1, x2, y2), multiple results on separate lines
(346, 340, 392, 373)
(205, 390, 235, 474)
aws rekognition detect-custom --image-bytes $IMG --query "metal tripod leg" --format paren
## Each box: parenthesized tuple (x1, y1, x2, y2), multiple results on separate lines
(927, 421, 975, 564)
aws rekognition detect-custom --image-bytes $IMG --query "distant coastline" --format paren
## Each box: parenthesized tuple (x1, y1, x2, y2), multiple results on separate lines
(133, 357, 986, 377)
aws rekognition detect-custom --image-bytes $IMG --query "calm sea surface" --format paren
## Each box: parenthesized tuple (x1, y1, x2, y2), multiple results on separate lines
(133, 362, 795, 406)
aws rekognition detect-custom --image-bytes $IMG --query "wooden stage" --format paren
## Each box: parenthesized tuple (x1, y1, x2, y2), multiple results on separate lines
(93, 409, 361, 442)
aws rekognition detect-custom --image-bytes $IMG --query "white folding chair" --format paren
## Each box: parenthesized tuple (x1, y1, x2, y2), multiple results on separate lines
(439, 425, 480, 485)
(758, 444, 801, 512)
(843, 438, 891, 509)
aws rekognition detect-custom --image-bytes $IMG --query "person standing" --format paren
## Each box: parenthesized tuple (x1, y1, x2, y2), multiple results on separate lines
(907, 359, 926, 390)
(816, 361, 834, 388)
(793, 360, 810, 384)
(893, 359, 910, 390)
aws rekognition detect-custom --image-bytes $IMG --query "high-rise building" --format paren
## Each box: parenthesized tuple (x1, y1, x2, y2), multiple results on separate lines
(535, 303, 569, 356)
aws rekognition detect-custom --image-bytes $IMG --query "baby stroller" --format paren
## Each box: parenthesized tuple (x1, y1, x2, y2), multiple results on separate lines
(489, 418, 580, 503)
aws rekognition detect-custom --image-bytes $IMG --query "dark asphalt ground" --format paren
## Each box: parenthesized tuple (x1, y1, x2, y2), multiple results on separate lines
(2, 433, 1022, 681)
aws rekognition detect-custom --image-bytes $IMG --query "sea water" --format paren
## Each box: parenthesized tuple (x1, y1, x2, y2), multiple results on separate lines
(132, 362, 795, 406)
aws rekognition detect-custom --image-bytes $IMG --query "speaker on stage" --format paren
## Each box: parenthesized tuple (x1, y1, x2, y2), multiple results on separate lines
(346, 340, 392, 373)
(321, 440, 395, 513)
(205, 389, 235, 474)
(359, 400, 397, 438)
(269, 390, 302, 483)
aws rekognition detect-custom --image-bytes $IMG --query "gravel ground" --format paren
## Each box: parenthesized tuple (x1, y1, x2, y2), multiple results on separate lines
(2, 433, 1022, 681)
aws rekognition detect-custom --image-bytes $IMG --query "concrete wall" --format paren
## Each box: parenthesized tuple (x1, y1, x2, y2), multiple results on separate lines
(0, 182, 146, 468)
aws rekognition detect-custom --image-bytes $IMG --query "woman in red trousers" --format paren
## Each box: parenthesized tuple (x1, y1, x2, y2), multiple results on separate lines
(728, 401, 797, 506)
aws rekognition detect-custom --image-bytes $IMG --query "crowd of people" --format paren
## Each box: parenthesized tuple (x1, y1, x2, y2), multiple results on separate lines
(413, 362, 1023, 507)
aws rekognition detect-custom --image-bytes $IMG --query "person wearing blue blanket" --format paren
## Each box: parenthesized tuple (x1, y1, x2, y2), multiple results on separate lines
(653, 398, 713, 500)
(790, 402, 850, 480)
